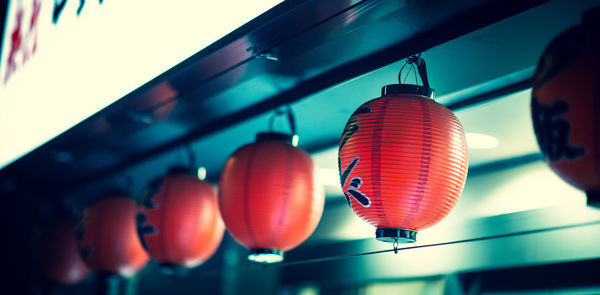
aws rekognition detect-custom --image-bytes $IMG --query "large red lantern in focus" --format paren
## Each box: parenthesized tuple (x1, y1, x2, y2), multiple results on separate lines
(338, 55, 468, 244)
(219, 127, 325, 263)
(78, 196, 149, 277)
(137, 167, 225, 272)
(39, 218, 90, 285)
(531, 8, 600, 207)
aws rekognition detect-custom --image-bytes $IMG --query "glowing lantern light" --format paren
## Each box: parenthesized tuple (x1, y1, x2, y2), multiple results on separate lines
(338, 55, 468, 244)
(39, 218, 90, 285)
(531, 8, 600, 207)
(219, 108, 325, 263)
(78, 196, 149, 277)
(137, 167, 225, 272)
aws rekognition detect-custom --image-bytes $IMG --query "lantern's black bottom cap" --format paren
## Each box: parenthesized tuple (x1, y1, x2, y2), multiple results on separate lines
(587, 191, 600, 208)
(376, 228, 417, 243)
(248, 248, 284, 263)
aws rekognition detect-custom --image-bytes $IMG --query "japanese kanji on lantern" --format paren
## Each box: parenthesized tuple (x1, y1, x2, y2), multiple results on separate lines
(531, 7, 600, 207)
(218, 107, 325, 263)
(77, 195, 149, 278)
(137, 166, 225, 273)
(338, 54, 468, 246)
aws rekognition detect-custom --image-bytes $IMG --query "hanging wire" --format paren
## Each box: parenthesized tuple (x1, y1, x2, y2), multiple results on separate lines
(402, 64, 414, 84)
(111, 164, 134, 194)
(268, 105, 297, 136)
(121, 175, 136, 199)
(398, 52, 423, 85)
(397, 52, 432, 94)
(412, 62, 419, 84)
(185, 143, 197, 169)
(194, 219, 600, 278)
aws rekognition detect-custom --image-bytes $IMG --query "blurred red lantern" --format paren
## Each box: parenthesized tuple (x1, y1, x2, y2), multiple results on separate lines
(39, 218, 90, 285)
(338, 55, 468, 244)
(78, 196, 149, 277)
(531, 8, 600, 207)
(219, 132, 325, 263)
(137, 167, 225, 271)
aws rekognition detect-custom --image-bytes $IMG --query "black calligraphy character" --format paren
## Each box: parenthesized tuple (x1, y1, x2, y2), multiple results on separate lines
(338, 156, 371, 207)
(53, 0, 67, 24)
(136, 212, 157, 251)
(339, 104, 372, 152)
(77, 0, 85, 15)
(347, 177, 371, 207)
(531, 96, 585, 162)
(338, 102, 373, 207)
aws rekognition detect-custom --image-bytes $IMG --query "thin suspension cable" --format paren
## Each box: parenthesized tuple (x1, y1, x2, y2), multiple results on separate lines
(196, 219, 600, 277)
(398, 53, 425, 86)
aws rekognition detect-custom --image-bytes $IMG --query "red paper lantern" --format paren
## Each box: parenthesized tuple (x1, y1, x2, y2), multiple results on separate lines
(219, 132, 325, 263)
(78, 196, 149, 277)
(39, 218, 90, 285)
(531, 8, 600, 207)
(137, 167, 225, 271)
(338, 82, 468, 243)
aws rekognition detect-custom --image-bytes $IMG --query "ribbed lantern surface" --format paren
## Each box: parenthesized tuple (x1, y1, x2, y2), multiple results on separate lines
(78, 196, 149, 277)
(219, 133, 325, 263)
(138, 169, 225, 269)
(338, 89, 468, 242)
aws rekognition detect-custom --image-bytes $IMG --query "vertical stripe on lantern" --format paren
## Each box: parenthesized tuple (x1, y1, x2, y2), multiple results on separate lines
(405, 97, 433, 227)
(242, 144, 259, 246)
(370, 98, 389, 226)
(272, 146, 294, 245)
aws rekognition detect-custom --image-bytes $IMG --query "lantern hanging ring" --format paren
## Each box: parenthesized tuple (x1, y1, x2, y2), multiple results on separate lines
(268, 105, 297, 136)
(397, 52, 431, 94)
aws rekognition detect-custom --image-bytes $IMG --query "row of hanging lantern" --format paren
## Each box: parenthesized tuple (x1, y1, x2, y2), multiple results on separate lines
(39, 107, 326, 286)
(39, 6, 599, 286)
(40, 52, 464, 286)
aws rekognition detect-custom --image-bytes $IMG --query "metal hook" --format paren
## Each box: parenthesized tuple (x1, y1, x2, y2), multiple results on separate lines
(393, 238, 400, 254)
(248, 46, 280, 61)
(268, 105, 297, 136)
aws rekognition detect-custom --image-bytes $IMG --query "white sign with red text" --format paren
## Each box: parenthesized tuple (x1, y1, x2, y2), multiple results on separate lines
(0, 0, 282, 168)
